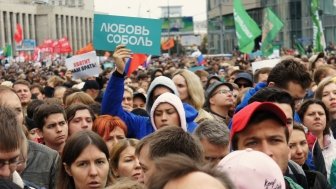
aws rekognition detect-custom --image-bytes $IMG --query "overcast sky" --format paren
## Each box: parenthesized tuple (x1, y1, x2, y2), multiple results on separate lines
(94, 0, 206, 21)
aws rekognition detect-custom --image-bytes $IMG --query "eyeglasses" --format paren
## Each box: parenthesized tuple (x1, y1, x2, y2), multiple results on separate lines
(0, 156, 20, 169)
(212, 89, 232, 97)
(294, 98, 304, 106)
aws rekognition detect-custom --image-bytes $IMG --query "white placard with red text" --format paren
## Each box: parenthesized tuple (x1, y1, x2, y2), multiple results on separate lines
(65, 51, 101, 79)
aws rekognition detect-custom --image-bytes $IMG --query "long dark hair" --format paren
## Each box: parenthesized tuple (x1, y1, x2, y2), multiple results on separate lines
(57, 131, 112, 189)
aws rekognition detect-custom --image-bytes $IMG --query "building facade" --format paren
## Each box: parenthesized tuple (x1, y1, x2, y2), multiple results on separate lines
(207, 0, 336, 54)
(0, 0, 93, 53)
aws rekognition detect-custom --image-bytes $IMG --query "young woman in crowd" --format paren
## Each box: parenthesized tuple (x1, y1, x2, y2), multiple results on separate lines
(315, 76, 336, 120)
(92, 115, 127, 152)
(150, 92, 189, 131)
(172, 69, 212, 123)
(288, 123, 331, 188)
(66, 103, 95, 136)
(110, 139, 144, 184)
(57, 130, 112, 189)
(298, 99, 336, 186)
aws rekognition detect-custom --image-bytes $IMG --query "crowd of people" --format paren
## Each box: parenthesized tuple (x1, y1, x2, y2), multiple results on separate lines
(1, 43, 336, 189)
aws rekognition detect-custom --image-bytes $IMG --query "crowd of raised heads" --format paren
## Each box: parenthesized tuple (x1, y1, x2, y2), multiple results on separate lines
(3, 44, 336, 189)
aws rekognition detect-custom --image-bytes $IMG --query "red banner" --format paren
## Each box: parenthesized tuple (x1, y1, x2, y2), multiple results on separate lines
(14, 24, 23, 44)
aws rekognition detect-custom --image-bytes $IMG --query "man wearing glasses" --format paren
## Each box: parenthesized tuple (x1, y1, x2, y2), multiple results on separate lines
(0, 106, 25, 186)
(204, 81, 234, 126)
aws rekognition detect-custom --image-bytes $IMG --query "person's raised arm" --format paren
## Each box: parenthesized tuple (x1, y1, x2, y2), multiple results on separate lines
(101, 45, 131, 115)
(102, 45, 151, 138)
(113, 44, 131, 74)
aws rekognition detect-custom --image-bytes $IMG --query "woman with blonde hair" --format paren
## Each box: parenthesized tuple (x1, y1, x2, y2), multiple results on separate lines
(172, 69, 212, 122)
(110, 139, 143, 184)
(315, 76, 336, 120)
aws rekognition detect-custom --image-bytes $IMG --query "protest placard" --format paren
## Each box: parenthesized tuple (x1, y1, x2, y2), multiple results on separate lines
(93, 14, 162, 55)
(65, 51, 101, 79)
(251, 58, 280, 73)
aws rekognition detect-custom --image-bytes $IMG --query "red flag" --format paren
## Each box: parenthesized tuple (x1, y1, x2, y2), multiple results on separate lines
(52, 41, 61, 54)
(14, 24, 23, 44)
(38, 39, 54, 53)
(125, 54, 147, 77)
(58, 37, 72, 53)
(161, 38, 174, 50)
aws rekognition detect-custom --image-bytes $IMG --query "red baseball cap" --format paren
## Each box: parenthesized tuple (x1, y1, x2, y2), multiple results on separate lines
(230, 101, 287, 139)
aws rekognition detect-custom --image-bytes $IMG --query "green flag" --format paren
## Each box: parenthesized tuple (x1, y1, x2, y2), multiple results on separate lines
(311, 0, 326, 52)
(261, 8, 284, 57)
(294, 40, 306, 55)
(233, 0, 261, 53)
(3, 44, 12, 57)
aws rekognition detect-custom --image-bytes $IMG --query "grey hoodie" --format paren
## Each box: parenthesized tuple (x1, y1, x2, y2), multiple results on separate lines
(146, 76, 179, 113)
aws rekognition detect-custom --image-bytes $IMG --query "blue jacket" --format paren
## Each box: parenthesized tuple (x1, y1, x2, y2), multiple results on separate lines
(101, 72, 198, 139)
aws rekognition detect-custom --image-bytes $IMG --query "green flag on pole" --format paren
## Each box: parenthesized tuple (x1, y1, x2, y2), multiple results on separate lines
(294, 40, 306, 55)
(3, 44, 12, 57)
(233, 0, 261, 53)
(261, 8, 284, 57)
(311, 0, 326, 52)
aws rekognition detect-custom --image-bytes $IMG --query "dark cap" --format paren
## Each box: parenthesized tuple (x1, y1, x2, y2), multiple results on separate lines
(234, 72, 253, 87)
(82, 80, 100, 91)
(205, 81, 233, 108)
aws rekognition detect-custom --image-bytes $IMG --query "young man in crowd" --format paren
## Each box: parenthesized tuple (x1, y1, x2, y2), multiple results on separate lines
(204, 81, 234, 125)
(231, 101, 308, 189)
(12, 80, 32, 113)
(33, 104, 69, 154)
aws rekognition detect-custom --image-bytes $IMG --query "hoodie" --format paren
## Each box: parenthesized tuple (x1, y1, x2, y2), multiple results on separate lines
(101, 71, 198, 139)
(150, 92, 187, 131)
(146, 76, 179, 113)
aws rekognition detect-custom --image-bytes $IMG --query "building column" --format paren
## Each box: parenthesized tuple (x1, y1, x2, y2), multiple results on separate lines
(67, 15, 72, 50)
(25, 13, 30, 39)
(85, 17, 89, 42)
(62, 15, 66, 38)
(0, 11, 5, 46)
(12, 12, 18, 53)
(82, 17, 87, 45)
(78, 17, 82, 48)
(88, 18, 92, 42)
(56, 14, 62, 39)
(31, 14, 36, 41)
(73, 16, 78, 52)
(6, 12, 11, 44)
